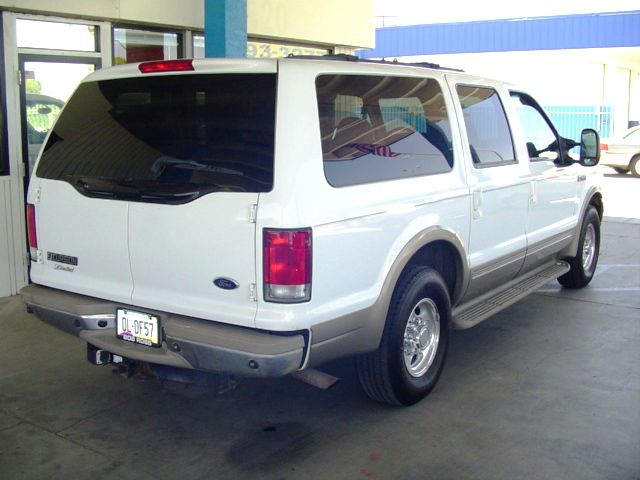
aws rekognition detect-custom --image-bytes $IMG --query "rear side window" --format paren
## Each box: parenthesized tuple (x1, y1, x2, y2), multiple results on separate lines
(37, 74, 276, 203)
(316, 75, 453, 187)
(456, 85, 515, 167)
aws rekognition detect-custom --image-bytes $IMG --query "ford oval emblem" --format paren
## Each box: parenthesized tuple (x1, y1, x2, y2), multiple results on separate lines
(213, 278, 239, 290)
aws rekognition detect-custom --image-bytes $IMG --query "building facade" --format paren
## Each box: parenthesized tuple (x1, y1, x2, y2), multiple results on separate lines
(0, 0, 374, 297)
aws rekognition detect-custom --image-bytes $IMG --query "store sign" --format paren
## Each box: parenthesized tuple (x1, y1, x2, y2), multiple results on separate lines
(247, 41, 330, 58)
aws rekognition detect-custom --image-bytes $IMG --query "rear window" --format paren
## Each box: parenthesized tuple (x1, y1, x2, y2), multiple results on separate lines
(316, 74, 453, 187)
(37, 74, 276, 203)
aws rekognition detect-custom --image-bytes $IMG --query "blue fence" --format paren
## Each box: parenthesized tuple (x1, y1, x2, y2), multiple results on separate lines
(544, 105, 613, 140)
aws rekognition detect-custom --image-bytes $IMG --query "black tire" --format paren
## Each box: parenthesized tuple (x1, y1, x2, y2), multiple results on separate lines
(630, 156, 640, 178)
(356, 266, 451, 406)
(558, 205, 600, 288)
(612, 167, 628, 174)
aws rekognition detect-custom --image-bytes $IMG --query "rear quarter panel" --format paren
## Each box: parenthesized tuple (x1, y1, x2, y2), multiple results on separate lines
(255, 60, 471, 333)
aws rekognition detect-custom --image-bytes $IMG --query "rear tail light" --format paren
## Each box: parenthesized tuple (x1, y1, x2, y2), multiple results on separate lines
(600, 143, 608, 151)
(138, 59, 194, 74)
(263, 228, 312, 303)
(26, 203, 38, 260)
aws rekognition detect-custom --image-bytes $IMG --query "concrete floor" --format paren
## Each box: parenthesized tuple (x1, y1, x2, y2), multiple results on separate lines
(1, 216, 639, 480)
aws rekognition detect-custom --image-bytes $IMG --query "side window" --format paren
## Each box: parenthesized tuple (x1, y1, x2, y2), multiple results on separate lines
(510, 92, 560, 162)
(456, 85, 515, 167)
(316, 75, 453, 187)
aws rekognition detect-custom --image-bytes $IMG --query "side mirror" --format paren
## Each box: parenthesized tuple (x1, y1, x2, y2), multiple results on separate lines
(579, 128, 600, 166)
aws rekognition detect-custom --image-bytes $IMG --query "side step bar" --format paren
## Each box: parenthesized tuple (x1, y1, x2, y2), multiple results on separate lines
(453, 261, 570, 329)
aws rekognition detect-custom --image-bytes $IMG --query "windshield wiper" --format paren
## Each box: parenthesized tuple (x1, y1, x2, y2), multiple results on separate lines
(139, 190, 200, 202)
(74, 178, 203, 204)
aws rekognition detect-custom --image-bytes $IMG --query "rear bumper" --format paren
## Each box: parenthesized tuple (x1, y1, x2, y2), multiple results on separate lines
(21, 284, 306, 378)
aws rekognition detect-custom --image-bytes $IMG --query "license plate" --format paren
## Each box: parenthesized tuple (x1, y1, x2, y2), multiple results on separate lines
(116, 308, 161, 348)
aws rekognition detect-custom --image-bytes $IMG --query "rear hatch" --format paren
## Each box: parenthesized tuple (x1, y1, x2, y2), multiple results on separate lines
(29, 60, 277, 327)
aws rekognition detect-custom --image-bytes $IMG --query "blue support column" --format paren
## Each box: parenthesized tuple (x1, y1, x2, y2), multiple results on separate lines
(204, 0, 247, 58)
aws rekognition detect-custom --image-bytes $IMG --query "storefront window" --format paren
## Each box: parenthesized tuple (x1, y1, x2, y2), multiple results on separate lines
(193, 34, 205, 59)
(17, 19, 97, 52)
(113, 27, 181, 64)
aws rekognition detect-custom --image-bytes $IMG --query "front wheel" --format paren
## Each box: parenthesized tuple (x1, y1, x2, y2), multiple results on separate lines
(356, 266, 451, 406)
(558, 205, 600, 288)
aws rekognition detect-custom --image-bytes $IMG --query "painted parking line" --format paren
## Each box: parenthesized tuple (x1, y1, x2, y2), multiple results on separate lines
(537, 264, 640, 293)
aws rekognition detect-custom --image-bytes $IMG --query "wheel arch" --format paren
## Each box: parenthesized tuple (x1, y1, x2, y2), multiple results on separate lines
(561, 188, 603, 259)
(367, 228, 469, 347)
(306, 227, 469, 367)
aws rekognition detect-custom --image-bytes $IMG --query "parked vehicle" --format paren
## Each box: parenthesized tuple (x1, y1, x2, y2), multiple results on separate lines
(22, 56, 603, 406)
(600, 125, 640, 176)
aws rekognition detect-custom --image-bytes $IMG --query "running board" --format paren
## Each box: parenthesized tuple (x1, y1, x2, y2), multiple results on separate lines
(453, 261, 570, 329)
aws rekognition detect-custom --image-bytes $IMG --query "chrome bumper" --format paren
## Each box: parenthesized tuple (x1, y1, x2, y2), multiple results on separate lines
(21, 284, 306, 378)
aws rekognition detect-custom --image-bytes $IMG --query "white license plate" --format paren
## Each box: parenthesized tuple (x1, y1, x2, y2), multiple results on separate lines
(116, 308, 161, 347)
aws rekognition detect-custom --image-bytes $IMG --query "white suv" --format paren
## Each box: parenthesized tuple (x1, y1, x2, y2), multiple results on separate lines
(22, 56, 603, 406)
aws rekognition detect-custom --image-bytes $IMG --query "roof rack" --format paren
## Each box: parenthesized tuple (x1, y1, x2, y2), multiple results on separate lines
(287, 53, 463, 72)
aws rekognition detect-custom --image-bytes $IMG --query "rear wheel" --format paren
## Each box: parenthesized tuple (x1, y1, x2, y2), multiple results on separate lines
(356, 266, 451, 406)
(558, 205, 600, 288)
(630, 156, 640, 177)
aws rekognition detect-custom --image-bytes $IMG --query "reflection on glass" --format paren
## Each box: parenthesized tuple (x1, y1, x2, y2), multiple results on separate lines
(24, 62, 95, 177)
(17, 19, 97, 51)
(113, 28, 181, 64)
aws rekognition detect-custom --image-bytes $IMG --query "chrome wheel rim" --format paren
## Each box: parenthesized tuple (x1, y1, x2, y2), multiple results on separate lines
(582, 223, 596, 273)
(403, 298, 440, 378)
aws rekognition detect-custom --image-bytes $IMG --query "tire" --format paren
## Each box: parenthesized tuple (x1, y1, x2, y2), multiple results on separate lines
(612, 167, 628, 174)
(630, 156, 640, 178)
(558, 205, 600, 288)
(356, 266, 451, 406)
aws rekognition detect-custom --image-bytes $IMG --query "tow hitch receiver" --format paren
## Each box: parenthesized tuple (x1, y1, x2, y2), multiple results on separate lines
(87, 343, 122, 366)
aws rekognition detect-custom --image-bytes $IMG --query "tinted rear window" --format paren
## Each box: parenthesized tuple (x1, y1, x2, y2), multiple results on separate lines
(37, 74, 276, 203)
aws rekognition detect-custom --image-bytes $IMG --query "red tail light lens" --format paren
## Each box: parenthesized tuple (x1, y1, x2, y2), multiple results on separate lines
(600, 143, 608, 151)
(26, 203, 38, 259)
(138, 59, 194, 74)
(263, 229, 312, 303)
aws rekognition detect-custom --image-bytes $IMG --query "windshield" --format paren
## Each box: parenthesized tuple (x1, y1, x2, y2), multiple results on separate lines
(37, 73, 277, 204)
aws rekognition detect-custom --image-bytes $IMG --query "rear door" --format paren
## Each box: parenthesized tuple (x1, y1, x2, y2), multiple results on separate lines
(451, 82, 529, 301)
(32, 62, 278, 327)
(28, 180, 133, 304)
(124, 69, 277, 327)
